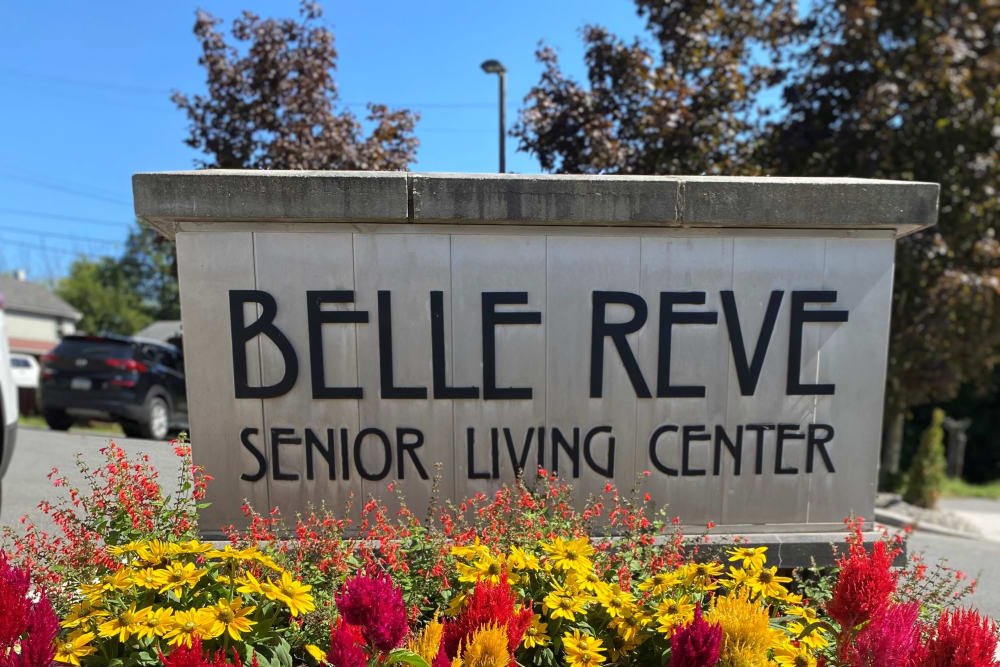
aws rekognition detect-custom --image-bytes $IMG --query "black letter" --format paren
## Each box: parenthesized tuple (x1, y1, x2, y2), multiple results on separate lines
(482, 292, 541, 400)
(378, 291, 427, 399)
(713, 424, 743, 476)
(658, 293, 718, 398)
(649, 425, 679, 476)
(466, 428, 491, 479)
(396, 428, 428, 480)
(584, 426, 615, 477)
(775, 424, 803, 474)
(721, 290, 782, 395)
(807, 424, 836, 473)
(745, 424, 775, 475)
(240, 427, 266, 481)
(503, 427, 535, 478)
(270, 427, 300, 481)
(354, 428, 392, 481)
(788, 291, 848, 395)
(590, 291, 651, 398)
(681, 425, 709, 476)
(552, 427, 581, 478)
(305, 428, 336, 481)
(430, 291, 479, 398)
(307, 291, 367, 399)
(230, 290, 297, 398)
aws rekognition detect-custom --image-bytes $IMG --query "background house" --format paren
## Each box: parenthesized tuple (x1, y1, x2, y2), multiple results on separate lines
(0, 272, 81, 357)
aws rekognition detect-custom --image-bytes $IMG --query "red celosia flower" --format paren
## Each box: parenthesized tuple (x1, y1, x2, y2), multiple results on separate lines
(335, 570, 408, 652)
(158, 638, 252, 667)
(849, 602, 923, 667)
(440, 578, 532, 660)
(670, 603, 721, 667)
(827, 540, 898, 630)
(326, 619, 367, 667)
(922, 608, 1000, 667)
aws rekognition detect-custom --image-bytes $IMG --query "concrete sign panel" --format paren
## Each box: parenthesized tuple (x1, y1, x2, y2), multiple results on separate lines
(134, 172, 938, 555)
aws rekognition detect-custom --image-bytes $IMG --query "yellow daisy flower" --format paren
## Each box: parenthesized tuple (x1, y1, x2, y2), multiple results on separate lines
(542, 584, 587, 622)
(133, 567, 161, 590)
(305, 644, 327, 663)
(106, 541, 144, 557)
(727, 546, 768, 570)
(562, 629, 605, 667)
(787, 620, 829, 651)
(637, 571, 678, 596)
(566, 570, 607, 597)
(611, 613, 646, 644)
(54, 629, 97, 666)
(135, 607, 174, 641)
(137, 539, 171, 566)
(508, 546, 540, 571)
(522, 615, 549, 648)
(170, 539, 214, 556)
(203, 597, 257, 641)
(746, 566, 792, 599)
(164, 609, 213, 648)
(450, 539, 490, 562)
(654, 595, 695, 633)
(60, 601, 108, 629)
(97, 603, 147, 643)
(595, 583, 634, 619)
(773, 643, 817, 667)
(271, 571, 315, 617)
(540, 537, 594, 575)
(682, 562, 723, 591)
(155, 561, 207, 595)
(722, 566, 751, 589)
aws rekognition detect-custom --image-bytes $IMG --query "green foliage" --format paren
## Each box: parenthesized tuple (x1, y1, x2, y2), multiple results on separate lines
(56, 221, 177, 335)
(904, 408, 948, 508)
(56, 257, 152, 335)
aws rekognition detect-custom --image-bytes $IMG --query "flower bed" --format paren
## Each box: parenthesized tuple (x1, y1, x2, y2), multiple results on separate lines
(1, 442, 996, 666)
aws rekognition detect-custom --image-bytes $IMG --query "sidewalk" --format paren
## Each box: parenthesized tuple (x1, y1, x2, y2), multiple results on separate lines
(875, 493, 1000, 542)
(937, 497, 1000, 543)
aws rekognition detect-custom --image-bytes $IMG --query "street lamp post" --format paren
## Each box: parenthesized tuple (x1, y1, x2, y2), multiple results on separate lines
(480, 59, 506, 173)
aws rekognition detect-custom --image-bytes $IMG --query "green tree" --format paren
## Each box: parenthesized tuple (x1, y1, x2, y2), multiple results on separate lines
(767, 0, 1000, 476)
(117, 222, 179, 322)
(172, 1, 419, 170)
(513, 0, 1000, 478)
(56, 259, 152, 336)
(904, 408, 947, 508)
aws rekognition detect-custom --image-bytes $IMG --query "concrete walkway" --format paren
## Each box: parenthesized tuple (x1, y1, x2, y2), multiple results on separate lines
(938, 497, 1000, 543)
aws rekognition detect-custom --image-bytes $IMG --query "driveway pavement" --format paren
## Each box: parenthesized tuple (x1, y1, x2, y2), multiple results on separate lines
(0, 427, 181, 532)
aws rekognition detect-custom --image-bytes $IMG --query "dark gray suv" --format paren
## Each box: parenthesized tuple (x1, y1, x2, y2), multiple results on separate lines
(38, 335, 187, 440)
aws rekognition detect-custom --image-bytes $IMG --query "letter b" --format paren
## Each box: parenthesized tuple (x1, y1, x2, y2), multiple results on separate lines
(229, 290, 298, 398)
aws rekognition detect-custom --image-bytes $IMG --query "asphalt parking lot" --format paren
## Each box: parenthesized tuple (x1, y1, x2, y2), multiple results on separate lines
(2, 427, 998, 618)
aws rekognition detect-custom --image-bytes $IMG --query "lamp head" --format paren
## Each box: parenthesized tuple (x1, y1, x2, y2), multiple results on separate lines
(480, 59, 506, 74)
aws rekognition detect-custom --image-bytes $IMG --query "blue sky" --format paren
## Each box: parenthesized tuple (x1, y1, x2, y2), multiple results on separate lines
(0, 1, 648, 281)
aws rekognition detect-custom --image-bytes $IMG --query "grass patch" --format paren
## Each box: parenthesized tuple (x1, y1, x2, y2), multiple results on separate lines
(18, 414, 124, 437)
(940, 476, 1000, 500)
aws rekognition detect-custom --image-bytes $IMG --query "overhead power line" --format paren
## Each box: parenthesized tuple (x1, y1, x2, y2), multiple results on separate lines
(0, 208, 132, 229)
(0, 173, 131, 206)
(0, 236, 106, 259)
(0, 224, 121, 246)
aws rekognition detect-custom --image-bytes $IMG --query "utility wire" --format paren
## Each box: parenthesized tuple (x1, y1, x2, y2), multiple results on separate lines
(0, 173, 131, 206)
(0, 237, 106, 258)
(0, 224, 121, 246)
(0, 208, 132, 229)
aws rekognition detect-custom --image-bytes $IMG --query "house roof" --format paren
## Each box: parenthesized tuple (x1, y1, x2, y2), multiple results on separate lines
(0, 275, 82, 320)
(135, 320, 182, 342)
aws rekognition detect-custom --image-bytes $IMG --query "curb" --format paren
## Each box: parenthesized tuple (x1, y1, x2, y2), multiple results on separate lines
(875, 507, 983, 541)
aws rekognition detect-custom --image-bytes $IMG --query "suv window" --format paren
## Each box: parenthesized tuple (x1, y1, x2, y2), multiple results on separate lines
(10, 358, 29, 368)
(54, 339, 133, 359)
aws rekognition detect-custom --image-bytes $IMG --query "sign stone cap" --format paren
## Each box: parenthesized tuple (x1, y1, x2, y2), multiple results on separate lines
(134, 170, 938, 239)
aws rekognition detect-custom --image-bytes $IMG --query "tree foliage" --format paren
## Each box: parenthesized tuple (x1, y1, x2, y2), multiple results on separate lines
(171, 1, 419, 170)
(56, 223, 178, 336)
(514, 0, 1000, 474)
(904, 407, 947, 508)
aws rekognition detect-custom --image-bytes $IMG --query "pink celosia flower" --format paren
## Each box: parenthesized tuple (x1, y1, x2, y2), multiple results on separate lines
(335, 570, 408, 652)
(326, 620, 367, 667)
(849, 602, 923, 667)
(0, 551, 31, 653)
(670, 603, 721, 667)
(923, 607, 1000, 667)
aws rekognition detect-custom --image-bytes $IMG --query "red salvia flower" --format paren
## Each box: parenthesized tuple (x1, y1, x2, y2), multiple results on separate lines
(923, 607, 1000, 667)
(670, 603, 721, 667)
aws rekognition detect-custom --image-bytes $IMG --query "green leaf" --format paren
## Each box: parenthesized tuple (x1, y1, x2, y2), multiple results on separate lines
(385, 649, 431, 667)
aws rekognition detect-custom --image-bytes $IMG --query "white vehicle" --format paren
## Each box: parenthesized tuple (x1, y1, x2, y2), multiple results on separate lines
(9, 353, 39, 389)
(0, 293, 19, 502)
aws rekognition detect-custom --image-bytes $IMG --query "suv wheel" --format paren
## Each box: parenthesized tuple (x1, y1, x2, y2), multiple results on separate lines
(44, 410, 74, 431)
(139, 396, 170, 441)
